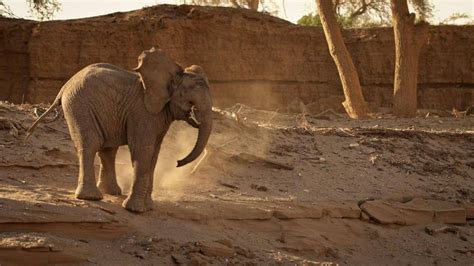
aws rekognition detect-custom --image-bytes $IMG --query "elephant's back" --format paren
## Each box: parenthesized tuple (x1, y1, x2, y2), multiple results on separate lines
(60, 63, 142, 146)
(61, 63, 141, 103)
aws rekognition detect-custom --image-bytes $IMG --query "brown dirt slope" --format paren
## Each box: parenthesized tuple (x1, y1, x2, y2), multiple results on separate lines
(0, 101, 473, 265)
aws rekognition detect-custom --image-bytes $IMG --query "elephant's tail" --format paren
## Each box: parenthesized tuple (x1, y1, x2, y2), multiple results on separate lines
(24, 91, 63, 142)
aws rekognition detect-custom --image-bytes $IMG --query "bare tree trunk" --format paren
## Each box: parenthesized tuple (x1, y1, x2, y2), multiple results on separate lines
(391, 0, 429, 117)
(245, 0, 259, 10)
(316, 0, 370, 119)
(229, 0, 241, 8)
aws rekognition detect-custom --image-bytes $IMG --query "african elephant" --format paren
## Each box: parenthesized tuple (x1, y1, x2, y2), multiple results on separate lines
(26, 48, 213, 213)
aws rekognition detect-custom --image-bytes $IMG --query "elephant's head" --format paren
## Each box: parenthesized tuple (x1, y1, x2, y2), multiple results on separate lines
(134, 48, 212, 168)
(169, 65, 213, 168)
(134, 47, 183, 114)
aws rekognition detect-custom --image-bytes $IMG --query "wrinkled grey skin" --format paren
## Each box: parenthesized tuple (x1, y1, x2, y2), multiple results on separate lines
(26, 48, 213, 213)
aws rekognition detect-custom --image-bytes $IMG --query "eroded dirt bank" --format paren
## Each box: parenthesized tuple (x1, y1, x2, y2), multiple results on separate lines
(1, 5, 473, 112)
(0, 102, 473, 265)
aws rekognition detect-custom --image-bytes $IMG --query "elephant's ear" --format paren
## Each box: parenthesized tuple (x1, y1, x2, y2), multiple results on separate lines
(134, 47, 183, 114)
(184, 65, 209, 86)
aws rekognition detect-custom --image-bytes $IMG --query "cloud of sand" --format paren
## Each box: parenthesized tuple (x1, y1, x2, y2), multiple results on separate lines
(115, 121, 205, 201)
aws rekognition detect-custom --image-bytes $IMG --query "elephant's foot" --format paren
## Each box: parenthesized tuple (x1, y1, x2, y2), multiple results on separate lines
(122, 195, 146, 213)
(145, 194, 154, 211)
(75, 185, 103, 201)
(97, 181, 122, 195)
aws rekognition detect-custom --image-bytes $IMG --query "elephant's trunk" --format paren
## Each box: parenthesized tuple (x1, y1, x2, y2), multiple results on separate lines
(177, 116, 212, 167)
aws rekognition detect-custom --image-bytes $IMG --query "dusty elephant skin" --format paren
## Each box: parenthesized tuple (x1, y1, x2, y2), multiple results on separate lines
(25, 47, 213, 213)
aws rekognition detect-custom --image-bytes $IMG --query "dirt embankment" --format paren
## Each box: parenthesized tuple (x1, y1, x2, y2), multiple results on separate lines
(1, 5, 473, 112)
(0, 102, 473, 265)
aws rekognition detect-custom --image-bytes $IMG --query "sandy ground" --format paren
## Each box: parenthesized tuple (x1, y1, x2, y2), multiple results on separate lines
(0, 101, 473, 265)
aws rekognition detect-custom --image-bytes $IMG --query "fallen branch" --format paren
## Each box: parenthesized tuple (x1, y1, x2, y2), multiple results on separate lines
(0, 117, 24, 138)
(218, 181, 239, 190)
(313, 108, 344, 119)
(214, 138, 239, 149)
(424, 225, 459, 235)
(190, 148, 208, 174)
(7, 177, 26, 184)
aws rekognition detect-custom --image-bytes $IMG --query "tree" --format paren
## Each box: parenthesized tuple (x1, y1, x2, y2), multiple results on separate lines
(316, 0, 370, 118)
(0, 0, 61, 20)
(299, 0, 433, 28)
(440, 12, 474, 25)
(297, 11, 355, 28)
(187, 0, 261, 11)
(27, 0, 61, 20)
(297, 12, 322, 26)
(0, 0, 16, 17)
(391, 0, 428, 117)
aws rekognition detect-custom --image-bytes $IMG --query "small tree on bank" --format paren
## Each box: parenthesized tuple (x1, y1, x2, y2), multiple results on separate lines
(391, 0, 429, 117)
(187, 0, 261, 11)
(0, 0, 60, 20)
(316, 0, 370, 119)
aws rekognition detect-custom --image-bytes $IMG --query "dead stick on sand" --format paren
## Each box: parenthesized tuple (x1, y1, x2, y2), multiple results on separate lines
(215, 138, 239, 149)
(313, 108, 344, 118)
(190, 148, 208, 174)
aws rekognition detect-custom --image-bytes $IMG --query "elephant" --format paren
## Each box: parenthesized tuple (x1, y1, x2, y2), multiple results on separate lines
(26, 47, 213, 213)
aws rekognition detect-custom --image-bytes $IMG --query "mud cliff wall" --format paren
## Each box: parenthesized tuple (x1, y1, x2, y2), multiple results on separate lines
(1, 5, 473, 112)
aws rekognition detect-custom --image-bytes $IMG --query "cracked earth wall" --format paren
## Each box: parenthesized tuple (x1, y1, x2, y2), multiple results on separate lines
(1, 5, 473, 112)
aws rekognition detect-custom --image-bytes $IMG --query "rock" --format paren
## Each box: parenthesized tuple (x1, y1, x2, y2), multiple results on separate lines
(462, 202, 474, 219)
(360, 211, 371, 221)
(171, 253, 189, 265)
(320, 201, 361, 218)
(215, 239, 233, 248)
(434, 209, 466, 224)
(156, 201, 273, 220)
(406, 198, 466, 225)
(188, 252, 208, 266)
(360, 198, 467, 225)
(272, 205, 323, 220)
(198, 241, 234, 258)
(234, 246, 255, 259)
(360, 200, 433, 225)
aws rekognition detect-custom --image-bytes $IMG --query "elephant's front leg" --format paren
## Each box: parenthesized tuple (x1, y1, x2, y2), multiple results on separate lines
(97, 147, 122, 195)
(122, 145, 154, 213)
(145, 147, 161, 211)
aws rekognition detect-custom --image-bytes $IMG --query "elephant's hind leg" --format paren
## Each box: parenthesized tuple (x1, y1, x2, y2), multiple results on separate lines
(75, 147, 103, 200)
(63, 101, 103, 201)
(97, 147, 122, 195)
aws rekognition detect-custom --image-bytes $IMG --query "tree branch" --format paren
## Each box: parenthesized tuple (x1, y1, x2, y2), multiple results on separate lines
(349, 0, 369, 19)
(229, 0, 241, 8)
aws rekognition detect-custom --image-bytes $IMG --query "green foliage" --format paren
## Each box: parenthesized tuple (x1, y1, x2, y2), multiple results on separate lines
(297, 12, 322, 26)
(297, 12, 362, 28)
(298, 0, 436, 28)
(186, 0, 261, 10)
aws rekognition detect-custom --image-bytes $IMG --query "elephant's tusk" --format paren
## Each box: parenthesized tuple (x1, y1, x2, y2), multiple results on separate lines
(189, 105, 201, 125)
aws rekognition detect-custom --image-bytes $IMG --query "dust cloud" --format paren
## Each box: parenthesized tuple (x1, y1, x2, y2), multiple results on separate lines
(114, 121, 206, 201)
(112, 102, 280, 202)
